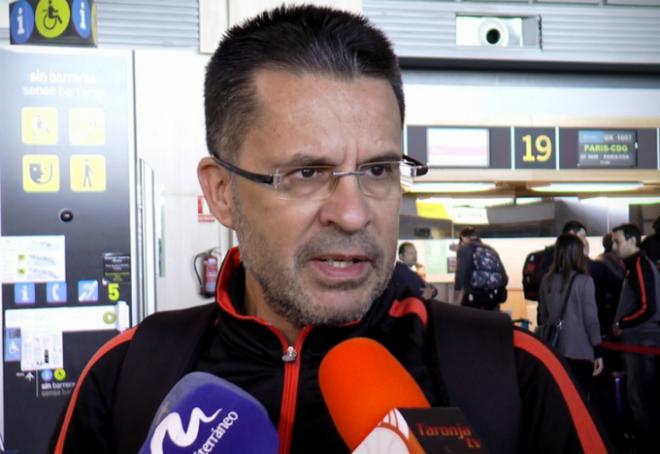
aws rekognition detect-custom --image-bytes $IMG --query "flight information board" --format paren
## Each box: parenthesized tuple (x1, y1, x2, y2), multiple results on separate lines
(577, 130, 637, 168)
(407, 125, 658, 170)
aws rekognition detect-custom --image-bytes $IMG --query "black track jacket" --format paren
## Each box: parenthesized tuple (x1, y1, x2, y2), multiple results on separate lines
(51, 247, 609, 454)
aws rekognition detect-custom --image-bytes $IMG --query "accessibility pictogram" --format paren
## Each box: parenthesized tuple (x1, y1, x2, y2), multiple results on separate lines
(21, 107, 58, 145)
(69, 108, 105, 145)
(70, 155, 106, 192)
(23, 155, 60, 192)
(35, 0, 71, 39)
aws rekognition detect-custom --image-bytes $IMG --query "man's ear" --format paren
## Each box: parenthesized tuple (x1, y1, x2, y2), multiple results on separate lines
(198, 156, 236, 229)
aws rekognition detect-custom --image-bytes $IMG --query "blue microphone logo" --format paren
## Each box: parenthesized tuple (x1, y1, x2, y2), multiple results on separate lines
(150, 407, 223, 454)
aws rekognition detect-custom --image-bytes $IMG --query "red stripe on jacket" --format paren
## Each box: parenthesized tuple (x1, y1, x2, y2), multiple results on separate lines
(54, 327, 137, 454)
(389, 297, 428, 327)
(513, 330, 607, 454)
(622, 256, 648, 322)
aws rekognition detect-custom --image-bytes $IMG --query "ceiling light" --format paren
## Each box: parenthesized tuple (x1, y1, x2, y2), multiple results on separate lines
(407, 182, 497, 194)
(530, 182, 643, 193)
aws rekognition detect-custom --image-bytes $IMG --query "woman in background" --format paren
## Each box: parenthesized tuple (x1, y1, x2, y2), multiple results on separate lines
(539, 233, 604, 395)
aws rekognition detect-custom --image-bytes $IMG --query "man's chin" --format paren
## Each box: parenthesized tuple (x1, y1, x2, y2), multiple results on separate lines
(303, 287, 378, 325)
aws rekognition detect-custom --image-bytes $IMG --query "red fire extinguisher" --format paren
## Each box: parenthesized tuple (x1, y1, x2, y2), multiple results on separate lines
(194, 250, 219, 297)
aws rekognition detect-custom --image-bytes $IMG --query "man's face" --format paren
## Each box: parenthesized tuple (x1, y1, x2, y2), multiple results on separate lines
(225, 70, 402, 326)
(574, 228, 589, 254)
(400, 245, 417, 267)
(612, 230, 637, 259)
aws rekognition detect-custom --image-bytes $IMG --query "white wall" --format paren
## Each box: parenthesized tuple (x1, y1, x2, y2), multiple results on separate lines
(134, 49, 229, 312)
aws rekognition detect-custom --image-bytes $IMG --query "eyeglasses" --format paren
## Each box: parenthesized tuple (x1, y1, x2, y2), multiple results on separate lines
(211, 154, 428, 201)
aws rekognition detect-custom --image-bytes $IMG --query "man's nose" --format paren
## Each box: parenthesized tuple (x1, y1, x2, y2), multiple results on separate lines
(317, 174, 371, 232)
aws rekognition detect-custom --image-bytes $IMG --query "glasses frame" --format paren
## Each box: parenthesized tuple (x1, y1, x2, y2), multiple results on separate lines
(210, 154, 428, 198)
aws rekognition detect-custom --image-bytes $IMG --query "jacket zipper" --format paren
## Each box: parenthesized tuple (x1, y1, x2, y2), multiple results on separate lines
(276, 326, 312, 454)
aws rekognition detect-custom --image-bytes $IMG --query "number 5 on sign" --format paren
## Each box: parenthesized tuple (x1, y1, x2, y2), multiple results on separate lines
(108, 283, 120, 301)
(514, 128, 556, 169)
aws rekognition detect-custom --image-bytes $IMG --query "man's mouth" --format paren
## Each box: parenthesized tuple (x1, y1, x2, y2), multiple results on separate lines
(308, 254, 372, 280)
(319, 256, 367, 268)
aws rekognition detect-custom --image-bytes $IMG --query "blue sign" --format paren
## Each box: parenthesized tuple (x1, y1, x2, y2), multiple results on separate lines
(14, 283, 36, 304)
(41, 369, 54, 382)
(10, 0, 35, 44)
(77, 279, 98, 302)
(71, 0, 91, 39)
(47, 281, 67, 303)
(4, 328, 22, 362)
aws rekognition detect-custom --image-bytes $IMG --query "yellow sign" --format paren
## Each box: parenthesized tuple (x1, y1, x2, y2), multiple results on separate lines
(416, 199, 451, 220)
(21, 107, 58, 145)
(35, 0, 71, 39)
(23, 155, 60, 192)
(70, 155, 106, 192)
(69, 108, 105, 146)
(54, 368, 67, 381)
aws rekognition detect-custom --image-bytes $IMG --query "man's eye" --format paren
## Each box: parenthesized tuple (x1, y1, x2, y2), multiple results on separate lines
(365, 164, 394, 178)
(290, 167, 328, 180)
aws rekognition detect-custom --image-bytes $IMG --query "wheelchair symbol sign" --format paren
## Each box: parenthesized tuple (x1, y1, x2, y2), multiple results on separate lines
(35, 0, 71, 39)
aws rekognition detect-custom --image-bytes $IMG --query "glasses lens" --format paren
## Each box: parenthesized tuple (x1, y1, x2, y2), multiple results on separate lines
(274, 166, 334, 200)
(358, 161, 402, 198)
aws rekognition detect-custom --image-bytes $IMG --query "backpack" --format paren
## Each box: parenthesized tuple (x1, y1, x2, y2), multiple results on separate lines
(522, 246, 554, 301)
(466, 243, 508, 309)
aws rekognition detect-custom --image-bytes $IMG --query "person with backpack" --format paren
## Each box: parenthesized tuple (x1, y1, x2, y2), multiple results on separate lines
(453, 227, 508, 310)
(538, 233, 604, 395)
(49, 6, 609, 454)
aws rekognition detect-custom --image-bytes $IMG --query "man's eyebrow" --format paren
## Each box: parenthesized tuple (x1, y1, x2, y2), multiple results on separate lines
(276, 151, 403, 167)
(281, 153, 335, 167)
(360, 152, 403, 164)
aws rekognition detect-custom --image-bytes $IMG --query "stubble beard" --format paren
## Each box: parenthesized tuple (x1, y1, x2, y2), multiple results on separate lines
(232, 193, 393, 327)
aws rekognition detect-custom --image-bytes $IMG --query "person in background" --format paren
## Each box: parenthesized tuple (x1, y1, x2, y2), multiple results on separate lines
(393, 242, 437, 300)
(640, 214, 660, 270)
(453, 227, 508, 310)
(453, 227, 479, 305)
(538, 233, 604, 395)
(595, 232, 625, 334)
(611, 223, 660, 454)
(562, 221, 612, 333)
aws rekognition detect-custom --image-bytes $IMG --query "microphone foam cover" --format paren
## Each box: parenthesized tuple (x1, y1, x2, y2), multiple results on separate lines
(319, 337, 430, 451)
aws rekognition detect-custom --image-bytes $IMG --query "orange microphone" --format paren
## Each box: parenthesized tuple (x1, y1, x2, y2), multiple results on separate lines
(319, 337, 486, 453)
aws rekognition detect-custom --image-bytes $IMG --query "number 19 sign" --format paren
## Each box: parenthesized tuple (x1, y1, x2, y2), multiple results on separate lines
(514, 127, 556, 169)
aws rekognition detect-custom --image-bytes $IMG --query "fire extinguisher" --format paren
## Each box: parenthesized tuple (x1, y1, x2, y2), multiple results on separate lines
(194, 250, 219, 297)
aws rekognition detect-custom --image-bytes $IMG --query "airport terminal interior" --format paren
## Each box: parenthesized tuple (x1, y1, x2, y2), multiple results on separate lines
(1, 0, 659, 452)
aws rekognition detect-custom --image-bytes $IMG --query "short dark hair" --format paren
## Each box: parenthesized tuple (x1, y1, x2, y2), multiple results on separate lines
(602, 232, 613, 253)
(562, 220, 587, 235)
(398, 242, 414, 257)
(459, 227, 476, 240)
(613, 223, 641, 246)
(204, 5, 403, 162)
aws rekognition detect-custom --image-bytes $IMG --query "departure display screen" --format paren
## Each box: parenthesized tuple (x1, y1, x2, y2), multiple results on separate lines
(577, 130, 637, 168)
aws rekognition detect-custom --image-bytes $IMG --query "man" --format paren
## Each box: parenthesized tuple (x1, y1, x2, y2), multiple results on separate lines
(393, 242, 436, 299)
(640, 214, 660, 269)
(50, 5, 608, 454)
(453, 227, 507, 310)
(611, 223, 660, 454)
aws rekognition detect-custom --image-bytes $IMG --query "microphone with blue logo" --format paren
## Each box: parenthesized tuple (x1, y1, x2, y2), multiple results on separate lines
(139, 372, 278, 454)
